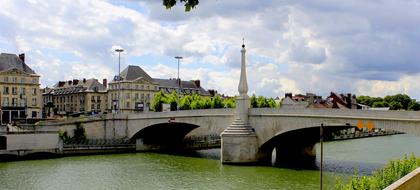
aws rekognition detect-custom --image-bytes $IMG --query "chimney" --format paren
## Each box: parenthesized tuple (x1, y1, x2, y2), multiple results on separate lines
(83, 78, 86, 83)
(193, 80, 200, 88)
(18, 53, 25, 63)
(58, 81, 65, 87)
(103, 79, 107, 88)
(347, 93, 352, 108)
(68, 80, 72, 85)
(73, 79, 79, 85)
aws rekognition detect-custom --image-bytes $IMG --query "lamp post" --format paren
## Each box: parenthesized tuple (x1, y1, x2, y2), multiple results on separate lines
(174, 56, 183, 86)
(320, 123, 324, 190)
(115, 48, 124, 113)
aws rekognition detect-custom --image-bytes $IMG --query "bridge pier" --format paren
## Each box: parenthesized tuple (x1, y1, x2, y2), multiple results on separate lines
(221, 127, 259, 164)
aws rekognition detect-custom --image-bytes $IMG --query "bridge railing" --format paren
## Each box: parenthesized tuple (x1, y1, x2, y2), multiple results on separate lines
(249, 107, 420, 120)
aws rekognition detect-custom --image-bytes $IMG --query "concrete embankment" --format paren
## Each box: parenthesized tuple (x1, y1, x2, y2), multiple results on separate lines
(385, 167, 420, 190)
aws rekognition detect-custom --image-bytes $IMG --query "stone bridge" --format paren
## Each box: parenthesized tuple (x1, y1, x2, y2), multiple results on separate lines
(36, 43, 420, 165)
(37, 107, 420, 164)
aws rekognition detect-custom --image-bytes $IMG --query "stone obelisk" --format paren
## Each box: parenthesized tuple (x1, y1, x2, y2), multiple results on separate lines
(221, 42, 259, 164)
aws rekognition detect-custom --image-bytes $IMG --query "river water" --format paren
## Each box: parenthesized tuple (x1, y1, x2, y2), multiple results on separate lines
(0, 134, 419, 190)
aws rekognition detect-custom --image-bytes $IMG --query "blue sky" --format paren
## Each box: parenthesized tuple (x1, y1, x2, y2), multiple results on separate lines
(1, 0, 420, 99)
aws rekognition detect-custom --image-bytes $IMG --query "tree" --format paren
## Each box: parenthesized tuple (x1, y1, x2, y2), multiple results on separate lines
(257, 96, 269, 108)
(384, 94, 411, 110)
(408, 100, 420, 111)
(163, 0, 199, 12)
(211, 95, 224, 108)
(200, 97, 212, 109)
(356, 95, 371, 106)
(73, 122, 86, 143)
(267, 98, 278, 108)
(166, 90, 179, 111)
(372, 101, 385, 108)
(223, 98, 236, 108)
(250, 94, 258, 108)
(151, 90, 166, 112)
(389, 101, 403, 110)
(179, 95, 192, 110)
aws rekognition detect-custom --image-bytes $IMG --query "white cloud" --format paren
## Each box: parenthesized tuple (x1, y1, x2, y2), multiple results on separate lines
(1, 0, 420, 99)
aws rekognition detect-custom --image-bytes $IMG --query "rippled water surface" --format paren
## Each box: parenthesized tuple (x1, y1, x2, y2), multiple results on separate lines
(0, 134, 419, 190)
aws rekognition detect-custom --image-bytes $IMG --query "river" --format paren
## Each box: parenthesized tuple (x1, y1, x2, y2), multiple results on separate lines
(0, 134, 419, 190)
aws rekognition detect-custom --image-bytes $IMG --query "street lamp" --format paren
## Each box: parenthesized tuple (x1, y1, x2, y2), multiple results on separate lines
(174, 56, 183, 80)
(115, 48, 124, 113)
(174, 56, 183, 94)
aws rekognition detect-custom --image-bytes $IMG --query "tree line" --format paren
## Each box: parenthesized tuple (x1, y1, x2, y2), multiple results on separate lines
(356, 94, 420, 111)
(151, 91, 279, 112)
(151, 90, 234, 111)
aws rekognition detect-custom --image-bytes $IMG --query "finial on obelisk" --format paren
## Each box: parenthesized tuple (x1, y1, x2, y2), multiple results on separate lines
(242, 38, 245, 48)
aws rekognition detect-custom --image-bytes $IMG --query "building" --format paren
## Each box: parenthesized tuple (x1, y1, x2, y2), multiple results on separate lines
(280, 93, 309, 109)
(108, 65, 160, 113)
(43, 78, 108, 116)
(108, 65, 211, 113)
(154, 78, 211, 97)
(0, 53, 42, 124)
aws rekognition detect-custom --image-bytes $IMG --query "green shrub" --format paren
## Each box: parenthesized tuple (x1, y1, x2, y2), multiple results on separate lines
(336, 154, 420, 190)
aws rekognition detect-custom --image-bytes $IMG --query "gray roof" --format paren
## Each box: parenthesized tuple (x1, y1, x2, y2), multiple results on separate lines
(0, 53, 36, 74)
(47, 79, 106, 95)
(118, 65, 154, 82)
(154, 78, 210, 96)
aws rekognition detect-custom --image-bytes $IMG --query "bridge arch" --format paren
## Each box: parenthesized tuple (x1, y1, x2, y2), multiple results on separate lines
(132, 122, 201, 151)
(256, 124, 352, 167)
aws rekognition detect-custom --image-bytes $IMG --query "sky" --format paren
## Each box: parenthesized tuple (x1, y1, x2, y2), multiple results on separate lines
(1, 0, 420, 99)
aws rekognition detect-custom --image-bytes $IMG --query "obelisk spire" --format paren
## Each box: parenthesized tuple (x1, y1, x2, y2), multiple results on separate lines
(238, 40, 248, 97)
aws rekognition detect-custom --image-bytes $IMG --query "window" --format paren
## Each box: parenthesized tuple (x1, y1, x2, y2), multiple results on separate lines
(135, 85, 139, 89)
(97, 96, 101, 101)
(21, 98, 27, 106)
(4, 77, 8, 83)
(32, 111, 37, 118)
(135, 93, 139, 100)
(32, 98, 37, 106)
(32, 78, 37, 84)
(126, 102, 130, 109)
(12, 98, 18, 106)
(32, 88, 37, 95)
(2, 97, 9, 106)
(20, 87, 26, 95)
(3, 87, 8, 95)
(12, 77, 17, 83)
(91, 104, 95, 110)
(141, 85, 144, 90)
(91, 96, 95, 102)
(21, 77, 25, 83)
(146, 85, 149, 90)
(126, 93, 130, 99)
(12, 87, 17, 95)
(97, 104, 100, 110)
